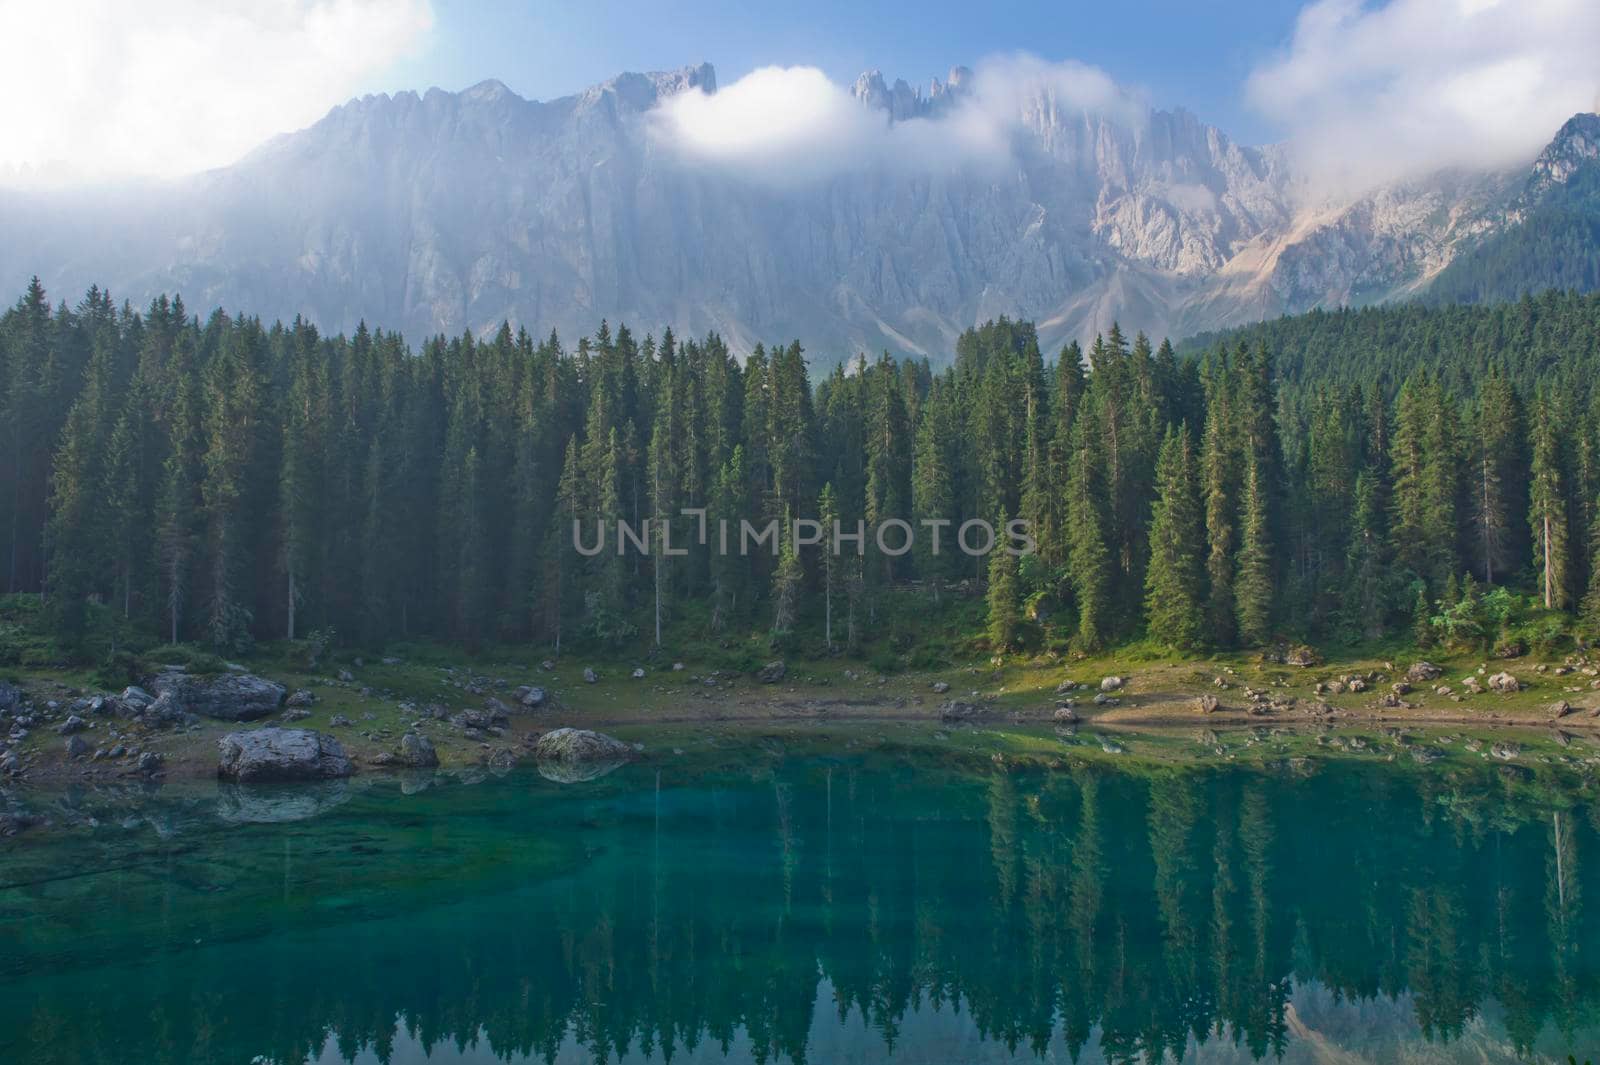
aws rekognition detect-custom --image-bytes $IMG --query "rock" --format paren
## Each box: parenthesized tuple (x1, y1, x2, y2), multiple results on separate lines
(1550, 700, 1577, 719)
(119, 685, 154, 711)
(1092, 693, 1118, 706)
(0, 681, 21, 711)
(397, 732, 439, 769)
(1487, 672, 1520, 693)
(1378, 692, 1406, 709)
(1407, 662, 1443, 683)
(583, 667, 598, 684)
(337, 669, 355, 683)
(939, 701, 990, 722)
(55, 714, 89, 735)
(519, 686, 548, 708)
(672, 662, 685, 671)
(757, 660, 787, 684)
(136, 751, 163, 776)
(64, 735, 90, 759)
(1463, 676, 1484, 694)
(1053, 705, 1079, 723)
(1391, 681, 1412, 695)
(533, 727, 634, 763)
(1490, 741, 1521, 761)
(541, 660, 555, 671)
(1054, 679, 1077, 694)
(1099, 737, 1126, 754)
(932, 681, 951, 694)
(217, 728, 354, 782)
(1346, 676, 1368, 693)
(1284, 645, 1322, 667)
(329, 714, 352, 727)
(631, 668, 646, 679)
(1326, 679, 1347, 695)
(1099, 676, 1125, 692)
(285, 689, 315, 708)
(281, 708, 312, 722)
(1195, 694, 1221, 714)
(483, 697, 517, 719)
(150, 670, 286, 721)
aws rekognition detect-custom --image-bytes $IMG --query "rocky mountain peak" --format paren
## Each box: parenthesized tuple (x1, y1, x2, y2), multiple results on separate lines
(1528, 112, 1600, 194)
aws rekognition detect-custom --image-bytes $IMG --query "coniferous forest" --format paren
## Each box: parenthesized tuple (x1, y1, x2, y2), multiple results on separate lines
(7, 278, 1600, 666)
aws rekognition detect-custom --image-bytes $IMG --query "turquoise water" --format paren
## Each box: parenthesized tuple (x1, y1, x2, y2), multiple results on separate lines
(2, 735, 1598, 1063)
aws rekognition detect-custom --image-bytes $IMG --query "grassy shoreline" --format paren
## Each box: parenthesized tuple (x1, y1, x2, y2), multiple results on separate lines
(5, 635, 1600, 786)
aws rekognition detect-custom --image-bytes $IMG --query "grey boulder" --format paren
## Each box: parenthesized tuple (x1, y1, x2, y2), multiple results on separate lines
(217, 728, 353, 782)
(152, 670, 286, 721)
(533, 727, 634, 764)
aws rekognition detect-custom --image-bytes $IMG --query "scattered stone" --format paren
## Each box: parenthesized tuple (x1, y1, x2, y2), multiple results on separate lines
(519, 686, 548, 709)
(1099, 737, 1126, 754)
(1487, 672, 1520, 694)
(64, 735, 90, 759)
(672, 662, 685, 671)
(1463, 676, 1484, 694)
(757, 660, 787, 684)
(329, 714, 352, 727)
(1284, 645, 1322, 667)
(55, 714, 88, 735)
(217, 728, 353, 782)
(1099, 676, 1125, 692)
(285, 689, 315, 708)
(932, 681, 951, 694)
(1490, 741, 1521, 761)
(1407, 661, 1444, 683)
(583, 667, 598, 684)
(337, 669, 355, 683)
(1053, 705, 1079, 723)
(1550, 701, 1577, 719)
(397, 732, 439, 769)
(939, 701, 990, 722)
(136, 751, 163, 776)
(1054, 679, 1076, 694)
(631, 668, 646, 679)
(1195, 694, 1221, 714)
(1092, 693, 1119, 707)
(281, 708, 312, 722)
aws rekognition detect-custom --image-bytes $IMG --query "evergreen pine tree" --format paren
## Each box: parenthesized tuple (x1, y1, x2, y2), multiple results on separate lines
(1144, 426, 1205, 650)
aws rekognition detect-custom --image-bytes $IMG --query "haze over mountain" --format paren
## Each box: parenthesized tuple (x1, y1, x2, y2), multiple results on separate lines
(2, 59, 1596, 361)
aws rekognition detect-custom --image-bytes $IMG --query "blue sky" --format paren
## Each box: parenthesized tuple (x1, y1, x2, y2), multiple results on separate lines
(3, 1, 1596, 184)
(391, 0, 1304, 143)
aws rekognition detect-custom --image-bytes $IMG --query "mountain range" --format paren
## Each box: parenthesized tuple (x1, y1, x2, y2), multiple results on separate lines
(3, 63, 1597, 361)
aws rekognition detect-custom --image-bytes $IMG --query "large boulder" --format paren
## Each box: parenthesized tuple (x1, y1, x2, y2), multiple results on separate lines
(1487, 671, 1521, 693)
(152, 670, 286, 721)
(217, 728, 353, 782)
(757, 660, 787, 684)
(0, 682, 23, 711)
(1406, 661, 1444, 683)
(532, 727, 634, 764)
(398, 732, 439, 768)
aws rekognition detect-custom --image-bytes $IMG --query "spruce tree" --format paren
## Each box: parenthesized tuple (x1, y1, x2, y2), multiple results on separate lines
(1144, 427, 1205, 650)
(1235, 454, 1274, 647)
(986, 509, 1021, 651)
(1067, 419, 1112, 651)
(1529, 394, 1573, 610)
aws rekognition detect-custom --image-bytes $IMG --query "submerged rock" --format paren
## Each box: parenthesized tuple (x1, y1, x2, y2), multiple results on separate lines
(217, 728, 353, 782)
(152, 670, 286, 721)
(217, 781, 351, 824)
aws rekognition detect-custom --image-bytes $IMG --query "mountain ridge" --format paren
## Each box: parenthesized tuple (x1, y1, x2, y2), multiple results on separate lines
(1, 61, 1593, 361)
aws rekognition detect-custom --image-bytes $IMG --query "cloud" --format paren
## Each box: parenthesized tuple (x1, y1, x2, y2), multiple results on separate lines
(0, 0, 434, 183)
(648, 54, 1142, 186)
(1246, 0, 1600, 193)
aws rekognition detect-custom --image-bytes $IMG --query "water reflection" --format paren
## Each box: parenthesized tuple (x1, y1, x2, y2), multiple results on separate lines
(1, 739, 1597, 1063)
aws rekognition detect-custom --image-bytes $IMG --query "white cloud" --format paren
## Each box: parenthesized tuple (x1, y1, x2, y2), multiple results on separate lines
(648, 54, 1142, 186)
(0, 0, 434, 183)
(1247, 0, 1600, 193)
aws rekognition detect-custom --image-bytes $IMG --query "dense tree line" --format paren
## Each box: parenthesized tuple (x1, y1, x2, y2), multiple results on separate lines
(4, 277, 1600, 662)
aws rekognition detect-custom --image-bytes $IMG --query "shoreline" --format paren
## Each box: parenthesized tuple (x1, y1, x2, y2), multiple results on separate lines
(5, 646, 1599, 788)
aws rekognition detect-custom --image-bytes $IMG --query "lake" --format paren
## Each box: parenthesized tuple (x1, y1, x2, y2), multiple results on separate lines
(2, 727, 1597, 1063)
